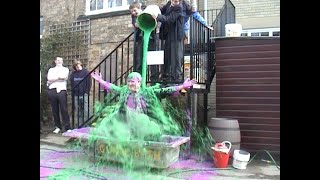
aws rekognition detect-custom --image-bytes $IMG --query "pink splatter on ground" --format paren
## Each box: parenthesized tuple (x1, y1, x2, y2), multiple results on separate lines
(40, 167, 58, 178)
(41, 161, 64, 168)
(74, 127, 91, 133)
(47, 151, 76, 159)
(188, 171, 218, 180)
(40, 156, 65, 179)
(170, 159, 213, 169)
(62, 127, 91, 139)
(169, 157, 218, 179)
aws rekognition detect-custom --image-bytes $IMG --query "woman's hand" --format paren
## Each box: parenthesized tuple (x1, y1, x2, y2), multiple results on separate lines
(182, 78, 197, 89)
(91, 71, 103, 82)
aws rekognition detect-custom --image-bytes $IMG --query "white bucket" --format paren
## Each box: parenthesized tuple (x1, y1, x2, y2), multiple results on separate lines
(137, 5, 161, 32)
(225, 23, 242, 37)
(232, 150, 250, 170)
(141, 5, 161, 17)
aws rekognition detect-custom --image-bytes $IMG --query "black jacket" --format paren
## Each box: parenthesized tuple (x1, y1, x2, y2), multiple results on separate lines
(157, 2, 184, 41)
(70, 69, 91, 96)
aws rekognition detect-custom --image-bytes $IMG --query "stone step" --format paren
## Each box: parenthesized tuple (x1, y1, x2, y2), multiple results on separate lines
(40, 133, 72, 147)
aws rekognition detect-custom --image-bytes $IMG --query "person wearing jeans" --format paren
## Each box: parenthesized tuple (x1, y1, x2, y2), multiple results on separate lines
(70, 59, 91, 128)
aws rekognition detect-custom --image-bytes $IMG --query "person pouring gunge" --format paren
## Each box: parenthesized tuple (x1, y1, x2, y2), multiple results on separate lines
(144, 0, 185, 82)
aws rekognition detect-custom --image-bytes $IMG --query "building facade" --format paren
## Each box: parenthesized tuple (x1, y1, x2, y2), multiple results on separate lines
(40, 0, 280, 126)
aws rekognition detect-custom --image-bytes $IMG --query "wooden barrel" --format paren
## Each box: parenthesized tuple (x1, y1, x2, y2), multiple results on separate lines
(208, 118, 241, 157)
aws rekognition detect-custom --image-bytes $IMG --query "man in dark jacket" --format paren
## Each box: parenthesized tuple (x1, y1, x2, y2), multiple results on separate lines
(70, 59, 91, 127)
(157, 0, 184, 82)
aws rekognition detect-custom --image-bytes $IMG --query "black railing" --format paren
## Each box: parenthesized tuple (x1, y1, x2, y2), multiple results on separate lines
(197, 0, 235, 37)
(71, 32, 135, 129)
(212, 0, 236, 37)
(187, 16, 215, 128)
(185, 16, 215, 93)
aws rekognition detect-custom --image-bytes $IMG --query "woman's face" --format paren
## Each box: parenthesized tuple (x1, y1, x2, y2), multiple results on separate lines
(75, 63, 83, 71)
(127, 78, 141, 92)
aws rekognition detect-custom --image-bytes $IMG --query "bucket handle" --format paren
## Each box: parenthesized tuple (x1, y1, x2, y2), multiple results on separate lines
(221, 141, 232, 153)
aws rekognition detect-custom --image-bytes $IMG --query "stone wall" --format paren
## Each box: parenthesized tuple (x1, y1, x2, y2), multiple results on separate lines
(200, 0, 280, 29)
(40, 0, 86, 36)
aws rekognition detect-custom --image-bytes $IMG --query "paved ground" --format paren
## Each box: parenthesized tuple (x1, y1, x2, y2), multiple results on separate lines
(40, 129, 280, 180)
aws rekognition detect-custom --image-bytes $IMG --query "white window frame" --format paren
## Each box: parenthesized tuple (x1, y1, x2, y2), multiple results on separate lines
(241, 27, 280, 37)
(85, 0, 134, 16)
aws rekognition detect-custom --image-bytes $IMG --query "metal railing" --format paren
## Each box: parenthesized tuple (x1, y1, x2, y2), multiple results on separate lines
(197, 0, 235, 37)
(212, 0, 236, 37)
(188, 16, 215, 92)
(71, 32, 134, 129)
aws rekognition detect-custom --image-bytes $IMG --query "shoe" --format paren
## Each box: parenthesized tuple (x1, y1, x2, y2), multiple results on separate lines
(53, 127, 61, 134)
(181, 89, 187, 93)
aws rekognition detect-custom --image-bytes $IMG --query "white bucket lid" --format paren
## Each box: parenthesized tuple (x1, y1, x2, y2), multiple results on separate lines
(233, 150, 250, 161)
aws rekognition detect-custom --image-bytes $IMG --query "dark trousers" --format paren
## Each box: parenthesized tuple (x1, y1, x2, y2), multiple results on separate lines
(47, 89, 70, 130)
(40, 94, 43, 130)
(163, 39, 184, 80)
(134, 39, 159, 82)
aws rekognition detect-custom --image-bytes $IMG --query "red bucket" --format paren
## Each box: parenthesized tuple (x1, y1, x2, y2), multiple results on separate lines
(211, 141, 232, 168)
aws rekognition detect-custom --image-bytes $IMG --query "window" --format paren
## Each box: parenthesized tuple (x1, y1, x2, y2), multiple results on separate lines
(241, 28, 280, 37)
(40, 16, 43, 38)
(86, 0, 136, 15)
(90, 0, 103, 11)
(273, 31, 280, 36)
(260, 32, 269, 36)
(241, 33, 248, 36)
(251, 32, 260, 37)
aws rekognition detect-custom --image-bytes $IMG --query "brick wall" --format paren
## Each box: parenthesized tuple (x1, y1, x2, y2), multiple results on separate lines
(40, 0, 86, 35)
(88, 15, 133, 68)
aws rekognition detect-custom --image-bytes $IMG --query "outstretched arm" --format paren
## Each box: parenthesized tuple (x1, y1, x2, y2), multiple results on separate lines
(174, 78, 197, 91)
(91, 72, 121, 92)
(192, 12, 214, 30)
(154, 78, 197, 94)
(192, 12, 207, 26)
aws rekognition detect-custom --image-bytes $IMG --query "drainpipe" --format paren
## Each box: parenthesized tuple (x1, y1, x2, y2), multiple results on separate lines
(190, 0, 196, 7)
(203, 0, 208, 25)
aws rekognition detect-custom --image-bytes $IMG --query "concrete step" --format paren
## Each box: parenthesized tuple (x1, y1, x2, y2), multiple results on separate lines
(40, 133, 72, 147)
